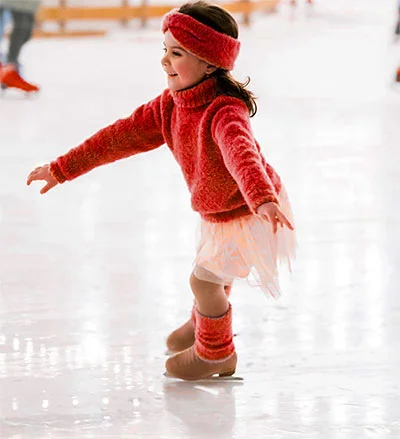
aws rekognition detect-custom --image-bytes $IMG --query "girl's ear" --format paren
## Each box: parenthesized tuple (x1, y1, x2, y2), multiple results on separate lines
(205, 64, 217, 75)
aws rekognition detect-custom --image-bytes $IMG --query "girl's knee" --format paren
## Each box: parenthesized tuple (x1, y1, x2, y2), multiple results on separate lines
(190, 272, 223, 295)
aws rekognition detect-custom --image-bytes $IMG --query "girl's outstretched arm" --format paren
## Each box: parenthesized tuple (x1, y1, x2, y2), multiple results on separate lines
(27, 164, 58, 194)
(28, 93, 165, 189)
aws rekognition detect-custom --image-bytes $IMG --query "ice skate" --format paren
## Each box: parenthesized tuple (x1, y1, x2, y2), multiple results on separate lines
(0, 64, 39, 94)
(166, 285, 232, 354)
(165, 346, 237, 381)
(165, 304, 237, 381)
(166, 311, 196, 354)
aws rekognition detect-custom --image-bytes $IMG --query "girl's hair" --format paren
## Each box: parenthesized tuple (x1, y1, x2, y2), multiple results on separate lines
(178, 1, 257, 117)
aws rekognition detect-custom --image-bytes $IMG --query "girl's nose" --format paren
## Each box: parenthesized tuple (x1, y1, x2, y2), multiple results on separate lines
(161, 53, 169, 67)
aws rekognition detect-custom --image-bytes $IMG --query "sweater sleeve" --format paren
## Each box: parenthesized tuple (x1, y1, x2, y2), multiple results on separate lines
(212, 99, 279, 212)
(50, 93, 165, 183)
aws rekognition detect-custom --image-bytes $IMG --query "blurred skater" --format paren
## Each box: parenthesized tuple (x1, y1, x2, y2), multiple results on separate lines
(0, 0, 40, 93)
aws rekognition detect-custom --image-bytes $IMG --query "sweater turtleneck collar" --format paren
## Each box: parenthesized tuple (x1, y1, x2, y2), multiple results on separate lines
(171, 77, 217, 108)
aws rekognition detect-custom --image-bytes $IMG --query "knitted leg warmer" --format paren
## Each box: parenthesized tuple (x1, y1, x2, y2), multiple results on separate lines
(194, 304, 235, 362)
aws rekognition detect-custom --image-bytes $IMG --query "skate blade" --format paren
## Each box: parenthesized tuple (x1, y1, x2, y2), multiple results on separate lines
(163, 372, 243, 382)
(198, 375, 243, 382)
(165, 349, 176, 356)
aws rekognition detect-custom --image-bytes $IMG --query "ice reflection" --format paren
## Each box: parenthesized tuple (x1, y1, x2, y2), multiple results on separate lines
(365, 396, 385, 426)
(365, 244, 383, 298)
(163, 381, 239, 438)
(333, 242, 352, 290)
(80, 182, 101, 244)
(13, 337, 20, 352)
(12, 397, 18, 411)
(296, 398, 316, 426)
(330, 243, 351, 351)
(81, 334, 106, 365)
(364, 244, 384, 349)
(122, 346, 132, 364)
(331, 397, 348, 425)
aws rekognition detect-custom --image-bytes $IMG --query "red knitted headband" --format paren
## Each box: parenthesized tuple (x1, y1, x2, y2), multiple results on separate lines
(162, 10, 240, 71)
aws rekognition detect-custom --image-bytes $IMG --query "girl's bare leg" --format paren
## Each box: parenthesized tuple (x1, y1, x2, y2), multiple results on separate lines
(189, 273, 229, 317)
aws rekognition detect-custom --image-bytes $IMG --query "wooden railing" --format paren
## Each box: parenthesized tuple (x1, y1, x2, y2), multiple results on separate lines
(34, 0, 279, 37)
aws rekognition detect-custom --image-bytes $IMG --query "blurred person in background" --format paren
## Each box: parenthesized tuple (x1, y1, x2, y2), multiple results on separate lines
(0, 8, 4, 62)
(0, 0, 40, 93)
(0, 7, 11, 62)
(0, 7, 6, 42)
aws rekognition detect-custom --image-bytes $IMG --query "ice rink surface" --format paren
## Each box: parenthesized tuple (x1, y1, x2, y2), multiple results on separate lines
(1, 0, 400, 437)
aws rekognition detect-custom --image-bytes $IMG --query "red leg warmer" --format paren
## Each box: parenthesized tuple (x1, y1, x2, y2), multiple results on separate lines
(194, 304, 235, 362)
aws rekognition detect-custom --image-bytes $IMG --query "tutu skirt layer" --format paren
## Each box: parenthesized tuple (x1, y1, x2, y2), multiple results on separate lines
(193, 186, 296, 298)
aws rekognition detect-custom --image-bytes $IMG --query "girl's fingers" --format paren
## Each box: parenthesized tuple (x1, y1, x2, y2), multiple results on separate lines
(27, 169, 42, 185)
(277, 212, 294, 230)
(27, 168, 49, 185)
(271, 216, 278, 234)
(40, 183, 52, 194)
(27, 173, 36, 185)
(261, 209, 294, 233)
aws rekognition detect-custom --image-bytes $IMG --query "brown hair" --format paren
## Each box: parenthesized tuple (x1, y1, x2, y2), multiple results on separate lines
(178, 1, 257, 117)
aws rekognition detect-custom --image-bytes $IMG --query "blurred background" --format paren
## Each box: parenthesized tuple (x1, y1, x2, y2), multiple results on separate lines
(1, 1, 400, 438)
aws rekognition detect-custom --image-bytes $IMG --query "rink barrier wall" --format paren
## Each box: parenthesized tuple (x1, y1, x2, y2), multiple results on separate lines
(33, 0, 279, 37)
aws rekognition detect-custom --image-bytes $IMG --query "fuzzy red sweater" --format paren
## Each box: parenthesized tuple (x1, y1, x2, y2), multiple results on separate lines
(50, 78, 282, 223)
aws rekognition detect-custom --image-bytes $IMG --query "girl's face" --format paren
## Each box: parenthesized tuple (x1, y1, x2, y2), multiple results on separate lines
(161, 31, 215, 91)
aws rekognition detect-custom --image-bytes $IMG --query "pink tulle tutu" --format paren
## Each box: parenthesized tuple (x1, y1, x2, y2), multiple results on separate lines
(193, 186, 296, 298)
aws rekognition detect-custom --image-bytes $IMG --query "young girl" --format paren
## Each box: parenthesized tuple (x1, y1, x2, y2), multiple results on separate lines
(27, 1, 296, 381)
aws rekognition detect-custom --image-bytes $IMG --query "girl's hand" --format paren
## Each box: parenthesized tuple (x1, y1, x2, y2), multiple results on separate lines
(256, 202, 294, 234)
(27, 164, 58, 194)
